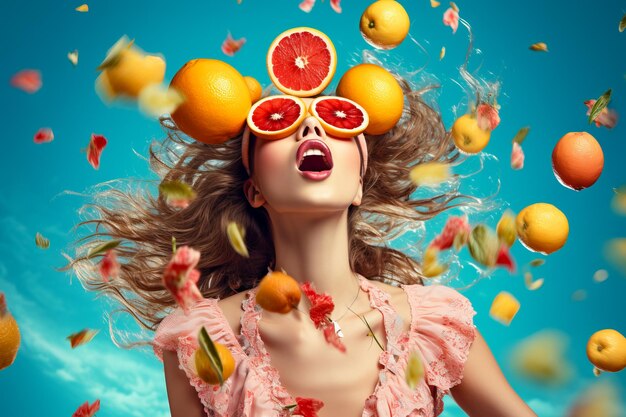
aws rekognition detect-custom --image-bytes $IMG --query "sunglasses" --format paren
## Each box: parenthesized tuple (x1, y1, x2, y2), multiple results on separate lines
(246, 95, 369, 141)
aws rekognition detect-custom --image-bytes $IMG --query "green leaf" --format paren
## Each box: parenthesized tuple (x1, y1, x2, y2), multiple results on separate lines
(512, 127, 530, 144)
(172, 236, 177, 254)
(87, 240, 122, 259)
(198, 326, 224, 386)
(159, 180, 197, 202)
(96, 36, 134, 71)
(405, 351, 425, 389)
(620, 13, 626, 33)
(529, 259, 545, 268)
(588, 89, 612, 125)
(467, 224, 499, 267)
(35, 232, 50, 249)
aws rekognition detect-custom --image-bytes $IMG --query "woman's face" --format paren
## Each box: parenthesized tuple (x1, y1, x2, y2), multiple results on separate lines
(246, 97, 364, 214)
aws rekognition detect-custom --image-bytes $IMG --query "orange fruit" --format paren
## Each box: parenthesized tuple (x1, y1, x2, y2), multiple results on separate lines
(336, 63, 404, 135)
(170, 59, 251, 144)
(308, 96, 369, 138)
(586, 329, 626, 372)
(360, 0, 411, 50)
(244, 76, 263, 104)
(194, 342, 236, 384)
(516, 203, 569, 254)
(0, 293, 20, 370)
(96, 43, 166, 100)
(267, 27, 337, 97)
(256, 270, 302, 313)
(247, 95, 307, 140)
(552, 132, 604, 190)
(451, 114, 492, 154)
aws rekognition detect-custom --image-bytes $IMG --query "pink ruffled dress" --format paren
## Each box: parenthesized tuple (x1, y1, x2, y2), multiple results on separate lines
(153, 275, 477, 417)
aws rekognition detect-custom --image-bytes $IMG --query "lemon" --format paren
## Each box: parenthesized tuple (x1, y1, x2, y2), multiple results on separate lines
(360, 0, 411, 50)
(516, 203, 569, 254)
(451, 114, 491, 154)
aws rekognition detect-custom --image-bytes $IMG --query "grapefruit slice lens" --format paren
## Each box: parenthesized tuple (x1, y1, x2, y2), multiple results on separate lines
(247, 95, 369, 140)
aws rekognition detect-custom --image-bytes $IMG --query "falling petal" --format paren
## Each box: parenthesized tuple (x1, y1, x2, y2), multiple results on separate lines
(476, 103, 500, 131)
(566, 380, 622, 417)
(162, 246, 205, 314)
(429, 215, 470, 251)
(620, 13, 626, 32)
(159, 180, 197, 209)
(529, 42, 548, 52)
(572, 289, 587, 301)
(405, 351, 424, 389)
(300, 282, 335, 328)
(67, 50, 79, 66)
(87, 240, 122, 259)
(75, 4, 89, 12)
(611, 186, 626, 215)
(99, 249, 120, 283)
(221, 32, 246, 57)
(587, 89, 613, 126)
(511, 142, 525, 170)
(512, 126, 530, 144)
(524, 272, 544, 290)
(409, 161, 451, 187)
(439, 46, 446, 60)
(449, 2, 459, 12)
(226, 221, 250, 258)
(299, 0, 316, 12)
(330, 0, 341, 13)
(67, 329, 99, 348)
(35, 232, 50, 249)
(71, 399, 100, 417)
(489, 291, 520, 325)
(10, 69, 42, 93)
(529, 259, 545, 267)
(138, 83, 184, 118)
(33, 128, 54, 144)
(86, 134, 107, 170)
(584, 99, 618, 129)
(289, 397, 325, 417)
(496, 210, 517, 247)
(443, 8, 459, 33)
(510, 330, 573, 386)
(495, 244, 516, 273)
(431, 0, 440, 7)
(592, 269, 608, 283)
(322, 324, 347, 353)
(604, 238, 626, 277)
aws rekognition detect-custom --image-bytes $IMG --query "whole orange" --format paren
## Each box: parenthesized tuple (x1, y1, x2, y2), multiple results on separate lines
(170, 59, 251, 144)
(256, 270, 302, 314)
(0, 294, 20, 371)
(552, 132, 604, 190)
(586, 329, 626, 372)
(194, 342, 236, 385)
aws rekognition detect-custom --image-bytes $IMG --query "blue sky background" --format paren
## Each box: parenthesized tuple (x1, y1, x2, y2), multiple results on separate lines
(0, 1, 625, 416)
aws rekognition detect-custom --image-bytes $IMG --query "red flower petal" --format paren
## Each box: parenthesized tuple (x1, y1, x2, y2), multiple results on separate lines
(221, 33, 246, 57)
(443, 8, 459, 33)
(71, 399, 100, 417)
(99, 249, 120, 283)
(323, 324, 346, 353)
(330, 0, 341, 13)
(430, 215, 470, 251)
(299, 0, 315, 12)
(162, 246, 204, 314)
(87, 134, 107, 170)
(495, 244, 516, 273)
(11, 69, 42, 93)
(293, 396, 325, 417)
(33, 128, 54, 144)
(300, 282, 335, 328)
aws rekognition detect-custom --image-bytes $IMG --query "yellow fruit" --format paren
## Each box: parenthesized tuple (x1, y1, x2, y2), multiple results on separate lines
(516, 203, 569, 254)
(244, 76, 262, 104)
(496, 210, 517, 247)
(96, 46, 165, 99)
(256, 270, 302, 314)
(360, 0, 411, 50)
(194, 342, 236, 384)
(336, 63, 404, 135)
(451, 114, 491, 154)
(170, 59, 251, 144)
(489, 291, 520, 326)
(0, 294, 20, 370)
(586, 329, 626, 373)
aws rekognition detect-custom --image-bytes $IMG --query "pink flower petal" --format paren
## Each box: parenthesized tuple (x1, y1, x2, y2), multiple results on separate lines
(511, 142, 525, 170)
(99, 249, 120, 283)
(476, 103, 501, 131)
(11, 69, 42, 93)
(33, 128, 54, 144)
(430, 215, 471, 251)
(299, 0, 315, 12)
(221, 32, 246, 57)
(443, 8, 459, 34)
(323, 323, 347, 353)
(162, 246, 204, 314)
(330, 0, 341, 13)
(87, 134, 107, 170)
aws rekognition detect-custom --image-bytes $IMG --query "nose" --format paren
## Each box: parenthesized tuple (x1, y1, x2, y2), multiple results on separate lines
(296, 116, 326, 141)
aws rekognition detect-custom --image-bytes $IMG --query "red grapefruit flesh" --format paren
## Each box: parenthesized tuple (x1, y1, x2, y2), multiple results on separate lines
(267, 27, 337, 97)
(247, 95, 307, 140)
(309, 96, 369, 138)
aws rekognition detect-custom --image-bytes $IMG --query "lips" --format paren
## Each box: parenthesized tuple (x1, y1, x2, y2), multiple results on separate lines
(296, 139, 334, 171)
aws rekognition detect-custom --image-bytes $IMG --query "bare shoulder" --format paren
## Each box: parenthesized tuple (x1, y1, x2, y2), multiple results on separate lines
(216, 290, 249, 336)
(368, 279, 412, 330)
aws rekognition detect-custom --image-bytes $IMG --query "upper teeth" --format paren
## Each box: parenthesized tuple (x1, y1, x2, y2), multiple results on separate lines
(303, 149, 325, 158)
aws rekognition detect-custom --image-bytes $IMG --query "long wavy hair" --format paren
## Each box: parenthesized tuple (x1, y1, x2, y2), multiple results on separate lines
(62, 72, 487, 348)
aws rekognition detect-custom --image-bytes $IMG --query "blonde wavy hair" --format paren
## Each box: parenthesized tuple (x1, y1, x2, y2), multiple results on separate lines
(62, 74, 484, 348)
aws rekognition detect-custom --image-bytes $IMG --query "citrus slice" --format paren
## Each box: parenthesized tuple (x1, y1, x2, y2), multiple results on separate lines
(309, 96, 369, 138)
(267, 27, 337, 97)
(247, 95, 307, 140)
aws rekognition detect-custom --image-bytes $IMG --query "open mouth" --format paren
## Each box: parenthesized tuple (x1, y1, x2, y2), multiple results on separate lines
(296, 140, 334, 172)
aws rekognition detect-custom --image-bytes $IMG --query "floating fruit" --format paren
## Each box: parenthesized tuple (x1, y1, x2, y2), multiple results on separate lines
(170, 59, 251, 144)
(267, 27, 337, 97)
(194, 341, 236, 385)
(336, 63, 404, 135)
(516, 203, 569, 254)
(244, 76, 263, 104)
(489, 291, 520, 325)
(256, 270, 302, 313)
(0, 293, 20, 370)
(552, 132, 604, 190)
(510, 330, 573, 385)
(451, 114, 491, 154)
(308, 96, 369, 138)
(496, 209, 517, 247)
(360, 0, 411, 50)
(586, 329, 626, 373)
(247, 95, 307, 140)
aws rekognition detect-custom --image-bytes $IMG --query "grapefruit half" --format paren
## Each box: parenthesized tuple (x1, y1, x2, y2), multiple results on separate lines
(247, 95, 307, 140)
(267, 27, 337, 97)
(309, 96, 369, 138)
